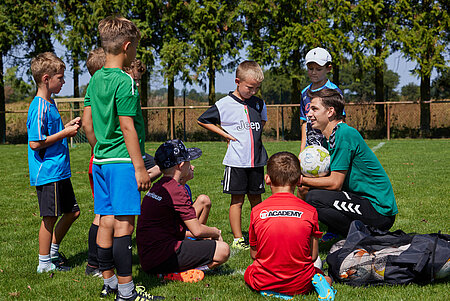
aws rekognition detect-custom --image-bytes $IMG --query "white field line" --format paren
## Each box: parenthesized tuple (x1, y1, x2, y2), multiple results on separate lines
(371, 142, 386, 152)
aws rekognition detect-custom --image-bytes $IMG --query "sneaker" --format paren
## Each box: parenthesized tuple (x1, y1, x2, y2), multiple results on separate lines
(100, 284, 117, 298)
(36, 263, 70, 273)
(231, 237, 250, 250)
(115, 287, 165, 300)
(312, 274, 336, 301)
(321, 232, 339, 243)
(260, 290, 293, 300)
(51, 251, 68, 266)
(85, 265, 102, 277)
(160, 269, 204, 283)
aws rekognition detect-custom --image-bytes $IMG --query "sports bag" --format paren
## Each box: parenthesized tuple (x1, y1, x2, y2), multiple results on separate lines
(326, 220, 450, 286)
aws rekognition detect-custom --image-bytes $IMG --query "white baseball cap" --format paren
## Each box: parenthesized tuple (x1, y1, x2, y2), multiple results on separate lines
(305, 47, 332, 66)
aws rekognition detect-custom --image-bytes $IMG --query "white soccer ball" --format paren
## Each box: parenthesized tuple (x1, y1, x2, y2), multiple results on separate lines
(339, 248, 372, 282)
(299, 145, 330, 177)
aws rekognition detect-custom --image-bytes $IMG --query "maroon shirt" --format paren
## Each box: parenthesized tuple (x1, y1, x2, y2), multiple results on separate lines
(136, 176, 197, 272)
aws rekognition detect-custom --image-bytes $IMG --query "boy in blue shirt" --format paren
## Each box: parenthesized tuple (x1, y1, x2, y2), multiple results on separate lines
(27, 52, 81, 273)
(300, 47, 343, 152)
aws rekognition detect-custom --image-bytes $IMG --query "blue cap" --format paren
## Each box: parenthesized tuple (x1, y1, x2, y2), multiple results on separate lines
(155, 139, 202, 169)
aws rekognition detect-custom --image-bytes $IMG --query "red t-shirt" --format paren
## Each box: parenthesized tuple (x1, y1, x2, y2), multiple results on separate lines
(244, 192, 323, 295)
(136, 176, 197, 272)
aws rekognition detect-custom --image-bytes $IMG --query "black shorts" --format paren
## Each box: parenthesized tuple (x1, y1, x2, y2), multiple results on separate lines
(222, 166, 265, 195)
(36, 178, 79, 217)
(146, 239, 216, 274)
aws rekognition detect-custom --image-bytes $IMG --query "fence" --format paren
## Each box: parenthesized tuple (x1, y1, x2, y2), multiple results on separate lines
(3, 98, 450, 144)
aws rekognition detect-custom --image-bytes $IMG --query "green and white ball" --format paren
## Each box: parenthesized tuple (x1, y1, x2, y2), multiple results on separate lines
(299, 145, 330, 177)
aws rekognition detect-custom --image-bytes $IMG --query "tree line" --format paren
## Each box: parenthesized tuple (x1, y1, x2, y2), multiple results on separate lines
(1, 0, 449, 143)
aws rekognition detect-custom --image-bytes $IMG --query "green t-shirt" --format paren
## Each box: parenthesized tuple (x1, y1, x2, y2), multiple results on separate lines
(327, 123, 398, 216)
(84, 67, 145, 164)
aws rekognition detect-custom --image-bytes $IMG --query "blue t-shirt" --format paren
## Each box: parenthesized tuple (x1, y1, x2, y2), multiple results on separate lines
(300, 80, 343, 121)
(27, 96, 71, 186)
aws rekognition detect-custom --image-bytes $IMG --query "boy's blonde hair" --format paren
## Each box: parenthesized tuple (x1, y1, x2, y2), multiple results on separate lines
(267, 152, 301, 187)
(98, 16, 141, 55)
(236, 60, 264, 82)
(31, 52, 65, 86)
(86, 48, 106, 76)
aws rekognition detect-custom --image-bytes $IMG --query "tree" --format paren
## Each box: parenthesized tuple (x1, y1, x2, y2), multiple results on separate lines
(4, 67, 33, 103)
(130, 0, 164, 138)
(401, 83, 420, 101)
(56, 0, 98, 99)
(0, 1, 23, 143)
(352, 0, 398, 134)
(394, 0, 449, 136)
(188, 0, 243, 105)
(158, 1, 193, 137)
(340, 61, 399, 102)
(431, 68, 450, 100)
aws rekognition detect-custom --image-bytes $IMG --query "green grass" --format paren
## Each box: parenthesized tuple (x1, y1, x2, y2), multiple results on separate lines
(0, 139, 449, 300)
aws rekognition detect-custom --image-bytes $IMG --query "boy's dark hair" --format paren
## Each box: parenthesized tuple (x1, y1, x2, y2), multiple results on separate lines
(236, 60, 264, 82)
(307, 88, 345, 120)
(31, 52, 65, 86)
(98, 16, 141, 55)
(123, 59, 146, 76)
(86, 48, 106, 76)
(267, 152, 301, 187)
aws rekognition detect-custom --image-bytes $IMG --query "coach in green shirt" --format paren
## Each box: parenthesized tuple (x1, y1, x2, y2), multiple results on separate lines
(300, 88, 397, 240)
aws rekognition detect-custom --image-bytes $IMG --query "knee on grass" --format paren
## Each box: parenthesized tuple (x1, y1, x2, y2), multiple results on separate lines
(211, 241, 230, 267)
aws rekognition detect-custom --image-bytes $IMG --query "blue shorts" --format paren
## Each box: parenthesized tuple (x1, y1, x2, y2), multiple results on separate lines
(92, 163, 141, 216)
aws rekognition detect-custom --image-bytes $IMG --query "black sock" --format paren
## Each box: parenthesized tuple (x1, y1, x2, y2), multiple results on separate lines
(87, 224, 99, 267)
(113, 235, 132, 277)
(97, 245, 114, 272)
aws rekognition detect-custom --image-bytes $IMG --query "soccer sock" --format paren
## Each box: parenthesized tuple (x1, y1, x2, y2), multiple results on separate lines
(233, 237, 243, 242)
(38, 254, 52, 270)
(87, 224, 99, 267)
(113, 235, 132, 277)
(97, 245, 114, 272)
(50, 243, 60, 259)
(103, 274, 118, 290)
(118, 280, 134, 298)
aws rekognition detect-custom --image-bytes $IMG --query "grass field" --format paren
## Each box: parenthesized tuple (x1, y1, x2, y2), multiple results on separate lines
(0, 139, 449, 300)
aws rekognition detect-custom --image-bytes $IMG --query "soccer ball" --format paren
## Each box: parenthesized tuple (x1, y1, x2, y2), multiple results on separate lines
(299, 145, 330, 177)
(339, 248, 372, 282)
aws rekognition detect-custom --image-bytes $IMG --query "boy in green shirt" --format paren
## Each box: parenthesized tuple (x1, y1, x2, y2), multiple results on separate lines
(300, 88, 397, 240)
(83, 16, 163, 301)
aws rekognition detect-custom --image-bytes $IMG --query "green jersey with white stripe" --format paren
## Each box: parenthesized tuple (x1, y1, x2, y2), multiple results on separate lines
(84, 67, 145, 164)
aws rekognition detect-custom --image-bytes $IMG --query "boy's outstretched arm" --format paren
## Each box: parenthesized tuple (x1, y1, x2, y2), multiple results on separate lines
(197, 121, 237, 142)
(119, 115, 151, 192)
(29, 117, 81, 150)
(82, 107, 97, 148)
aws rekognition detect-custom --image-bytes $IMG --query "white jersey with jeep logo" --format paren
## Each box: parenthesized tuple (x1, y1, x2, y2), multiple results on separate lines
(198, 92, 268, 168)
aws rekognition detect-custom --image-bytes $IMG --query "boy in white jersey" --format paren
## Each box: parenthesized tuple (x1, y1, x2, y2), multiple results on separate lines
(197, 61, 268, 250)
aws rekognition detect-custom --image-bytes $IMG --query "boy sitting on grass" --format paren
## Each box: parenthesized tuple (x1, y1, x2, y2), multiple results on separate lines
(245, 152, 336, 300)
(136, 139, 230, 282)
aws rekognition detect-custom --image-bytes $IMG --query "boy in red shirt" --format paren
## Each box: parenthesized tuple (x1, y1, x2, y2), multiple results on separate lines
(245, 152, 336, 300)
